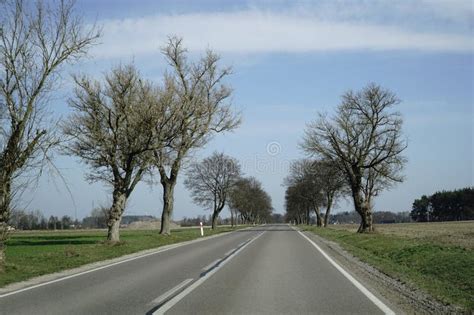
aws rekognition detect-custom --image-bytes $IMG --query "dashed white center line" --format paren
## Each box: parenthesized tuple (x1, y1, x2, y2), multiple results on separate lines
(224, 249, 235, 257)
(201, 259, 222, 272)
(153, 231, 266, 315)
(238, 241, 247, 247)
(149, 278, 194, 307)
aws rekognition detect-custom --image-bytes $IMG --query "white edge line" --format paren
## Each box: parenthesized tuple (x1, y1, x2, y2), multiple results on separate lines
(0, 230, 236, 299)
(296, 229, 395, 315)
(153, 231, 266, 315)
(149, 278, 194, 306)
(201, 259, 222, 272)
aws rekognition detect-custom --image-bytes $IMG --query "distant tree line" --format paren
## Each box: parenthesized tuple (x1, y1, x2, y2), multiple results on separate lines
(9, 209, 79, 230)
(81, 210, 159, 229)
(411, 187, 473, 222)
(180, 212, 284, 227)
(180, 215, 212, 227)
(330, 211, 411, 224)
(8, 207, 160, 230)
(9, 210, 48, 230)
(179, 215, 238, 227)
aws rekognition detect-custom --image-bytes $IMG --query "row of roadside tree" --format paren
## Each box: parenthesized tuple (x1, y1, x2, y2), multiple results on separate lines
(284, 83, 407, 233)
(184, 152, 273, 228)
(0, 0, 247, 270)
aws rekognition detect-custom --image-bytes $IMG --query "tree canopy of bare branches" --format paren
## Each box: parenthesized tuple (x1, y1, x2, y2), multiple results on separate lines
(284, 159, 324, 225)
(154, 37, 241, 235)
(0, 0, 99, 268)
(302, 83, 407, 232)
(313, 159, 347, 226)
(63, 64, 172, 242)
(184, 152, 241, 229)
(228, 177, 273, 225)
(284, 159, 346, 226)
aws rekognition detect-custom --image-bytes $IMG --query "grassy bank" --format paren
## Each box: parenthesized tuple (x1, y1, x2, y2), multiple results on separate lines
(1, 226, 243, 287)
(302, 221, 474, 311)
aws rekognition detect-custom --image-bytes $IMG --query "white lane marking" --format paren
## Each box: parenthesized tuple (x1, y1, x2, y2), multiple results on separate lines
(296, 229, 395, 315)
(149, 278, 194, 306)
(201, 259, 222, 272)
(224, 248, 235, 257)
(153, 231, 266, 315)
(0, 229, 246, 299)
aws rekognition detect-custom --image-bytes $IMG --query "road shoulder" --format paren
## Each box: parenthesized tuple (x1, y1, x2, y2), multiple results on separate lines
(298, 227, 461, 315)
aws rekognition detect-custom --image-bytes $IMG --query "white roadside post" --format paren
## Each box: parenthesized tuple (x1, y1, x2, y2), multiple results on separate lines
(200, 221, 204, 236)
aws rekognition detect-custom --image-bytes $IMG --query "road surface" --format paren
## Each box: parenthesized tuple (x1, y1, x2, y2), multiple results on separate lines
(0, 225, 393, 314)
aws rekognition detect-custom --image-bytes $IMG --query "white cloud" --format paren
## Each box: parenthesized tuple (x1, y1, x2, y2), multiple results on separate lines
(91, 10, 473, 59)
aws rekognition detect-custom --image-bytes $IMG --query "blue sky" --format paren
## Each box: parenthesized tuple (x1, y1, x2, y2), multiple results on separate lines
(26, 0, 473, 220)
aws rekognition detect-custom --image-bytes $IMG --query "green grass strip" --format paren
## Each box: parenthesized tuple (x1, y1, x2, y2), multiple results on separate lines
(1, 226, 244, 287)
(302, 226, 474, 311)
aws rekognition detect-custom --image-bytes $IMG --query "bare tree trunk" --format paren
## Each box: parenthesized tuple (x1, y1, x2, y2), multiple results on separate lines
(160, 180, 176, 235)
(358, 210, 374, 232)
(314, 208, 322, 227)
(107, 190, 127, 243)
(351, 187, 374, 233)
(0, 176, 12, 271)
(230, 209, 234, 228)
(211, 211, 219, 229)
(323, 195, 333, 227)
(349, 179, 373, 233)
(0, 221, 8, 272)
(0, 238, 5, 272)
(358, 201, 374, 233)
(107, 219, 121, 242)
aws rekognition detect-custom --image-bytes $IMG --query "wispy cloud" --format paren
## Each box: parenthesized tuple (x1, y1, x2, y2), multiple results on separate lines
(264, 0, 473, 30)
(91, 9, 473, 59)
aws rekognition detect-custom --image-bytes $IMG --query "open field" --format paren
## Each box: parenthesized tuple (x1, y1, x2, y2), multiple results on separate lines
(0, 226, 244, 288)
(302, 221, 474, 311)
(329, 221, 474, 249)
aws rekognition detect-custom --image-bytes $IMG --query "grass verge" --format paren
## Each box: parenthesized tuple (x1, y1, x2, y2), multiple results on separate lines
(301, 223, 474, 311)
(1, 226, 245, 288)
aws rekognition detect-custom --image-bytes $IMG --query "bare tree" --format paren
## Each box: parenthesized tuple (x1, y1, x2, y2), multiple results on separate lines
(229, 177, 273, 225)
(0, 0, 99, 269)
(285, 159, 325, 226)
(184, 152, 241, 229)
(302, 83, 407, 232)
(154, 37, 241, 235)
(284, 183, 313, 225)
(311, 160, 346, 227)
(63, 65, 173, 242)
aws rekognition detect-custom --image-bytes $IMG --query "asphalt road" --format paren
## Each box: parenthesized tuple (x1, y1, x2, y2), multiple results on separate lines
(0, 225, 393, 315)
